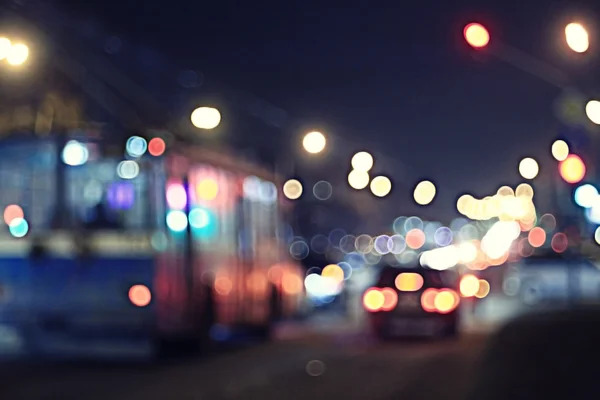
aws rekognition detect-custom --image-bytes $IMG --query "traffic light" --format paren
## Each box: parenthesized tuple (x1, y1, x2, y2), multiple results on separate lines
(464, 23, 490, 49)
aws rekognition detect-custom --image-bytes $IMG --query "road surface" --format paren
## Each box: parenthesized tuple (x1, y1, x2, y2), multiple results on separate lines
(0, 332, 488, 400)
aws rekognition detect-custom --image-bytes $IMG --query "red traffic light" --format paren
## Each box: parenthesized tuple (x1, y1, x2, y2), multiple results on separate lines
(559, 154, 586, 184)
(464, 23, 490, 49)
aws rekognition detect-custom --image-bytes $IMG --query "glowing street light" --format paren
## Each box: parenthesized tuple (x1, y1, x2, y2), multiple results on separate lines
(348, 170, 369, 190)
(302, 131, 326, 154)
(0, 38, 10, 60)
(565, 22, 589, 53)
(191, 107, 221, 129)
(351, 151, 374, 172)
(518, 157, 539, 180)
(413, 180, 436, 205)
(585, 100, 600, 125)
(464, 23, 490, 49)
(283, 179, 303, 200)
(6, 43, 29, 66)
(370, 176, 392, 197)
(559, 154, 586, 184)
(551, 139, 569, 161)
(0, 38, 29, 66)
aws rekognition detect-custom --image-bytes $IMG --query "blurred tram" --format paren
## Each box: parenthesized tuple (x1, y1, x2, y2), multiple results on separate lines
(0, 132, 304, 359)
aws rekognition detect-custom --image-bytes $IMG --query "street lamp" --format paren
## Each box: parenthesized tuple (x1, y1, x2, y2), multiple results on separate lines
(283, 179, 303, 200)
(351, 151, 374, 172)
(0, 38, 29, 66)
(414, 180, 436, 205)
(551, 139, 570, 161)
(559, 154, 586, 184)
(585, 100, 600, 125)
(518, 157, 539, 180)
(565, 22, 589, 53)
(191, 107, 221, 129)
(0, 38, 10, 60)
(302, 131, 326, 154)
(370, 176, 392, 197)
(348, 169, 369, 190)
(464, 23, 490, 49)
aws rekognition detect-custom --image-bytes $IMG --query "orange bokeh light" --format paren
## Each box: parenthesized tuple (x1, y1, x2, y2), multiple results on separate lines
(322, 264, 345, 284)
(380, 287, 398, 311)
(559, 154, 585, 184)
(528, 227, 546, 248)
(420, 288, 438, 312)
(395, 272, 424, 292)
(464, 23, 490, 48)
(128, 285, 152, 307)
(363, 288, 384, 312)
(406, 229, 426, 249)
(434, 289, 459, 314)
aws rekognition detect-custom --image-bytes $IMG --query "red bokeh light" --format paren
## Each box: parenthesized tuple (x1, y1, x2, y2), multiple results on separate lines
(148, 137, 166, 156)
(128, 285, 151, 307)
(551, 232, 569, 253)
(528, 227, 547, 248)
(3, 204, 23, 225)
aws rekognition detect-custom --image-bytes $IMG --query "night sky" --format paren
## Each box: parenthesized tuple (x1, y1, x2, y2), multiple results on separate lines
(45, 0, 600, 223)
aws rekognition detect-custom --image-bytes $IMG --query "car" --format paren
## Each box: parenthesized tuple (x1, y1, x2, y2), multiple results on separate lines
(363, 266, 460, 339)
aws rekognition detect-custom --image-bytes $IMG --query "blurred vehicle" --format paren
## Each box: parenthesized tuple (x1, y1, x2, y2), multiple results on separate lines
(503, 252, 600, 306)
(363, 266, 460, 339)
(0, 132, 304, 360)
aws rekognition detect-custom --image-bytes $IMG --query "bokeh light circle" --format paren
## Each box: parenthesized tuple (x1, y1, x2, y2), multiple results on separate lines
(283, 179, 303, 200)
(413, 180, 436, 205)
(351, 152, 374, 172)
(302, 131, 326, 154)
(370, 176, 392, 197)
(348, 170, 370, 190)
(551, 140, 569, 161)
(464, 23, 490, 48)
(559, 154, 586, 184)
(519, 157, 539, 180)
(191, 107, 221, 129)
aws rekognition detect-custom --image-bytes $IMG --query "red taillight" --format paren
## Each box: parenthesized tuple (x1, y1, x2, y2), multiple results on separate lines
(364, 287, 399, 312)
(420, 288, 459, 314)
(363, 287, 385, 312)
(129, 284, 152, 307)
(380, 287, 398, 311)
(420, 288, 438, 312)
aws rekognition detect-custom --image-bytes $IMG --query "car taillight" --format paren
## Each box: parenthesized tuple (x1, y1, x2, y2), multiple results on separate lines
(363, 287, 385, 312)
(380, 287, 398, 311)
(129, 284, 152, 307)
(420, 288, 438, 312)
(363, 287, 399, 312)
(420, 288, 459, 314)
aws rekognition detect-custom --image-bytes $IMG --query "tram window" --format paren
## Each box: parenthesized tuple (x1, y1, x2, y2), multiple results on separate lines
(0, 140, 57, 232)
(65, 158, 152, 230)
(188, 165, 236, 253)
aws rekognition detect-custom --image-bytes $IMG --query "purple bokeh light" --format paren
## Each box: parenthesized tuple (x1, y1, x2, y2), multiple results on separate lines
(107, 182, 135, 209)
